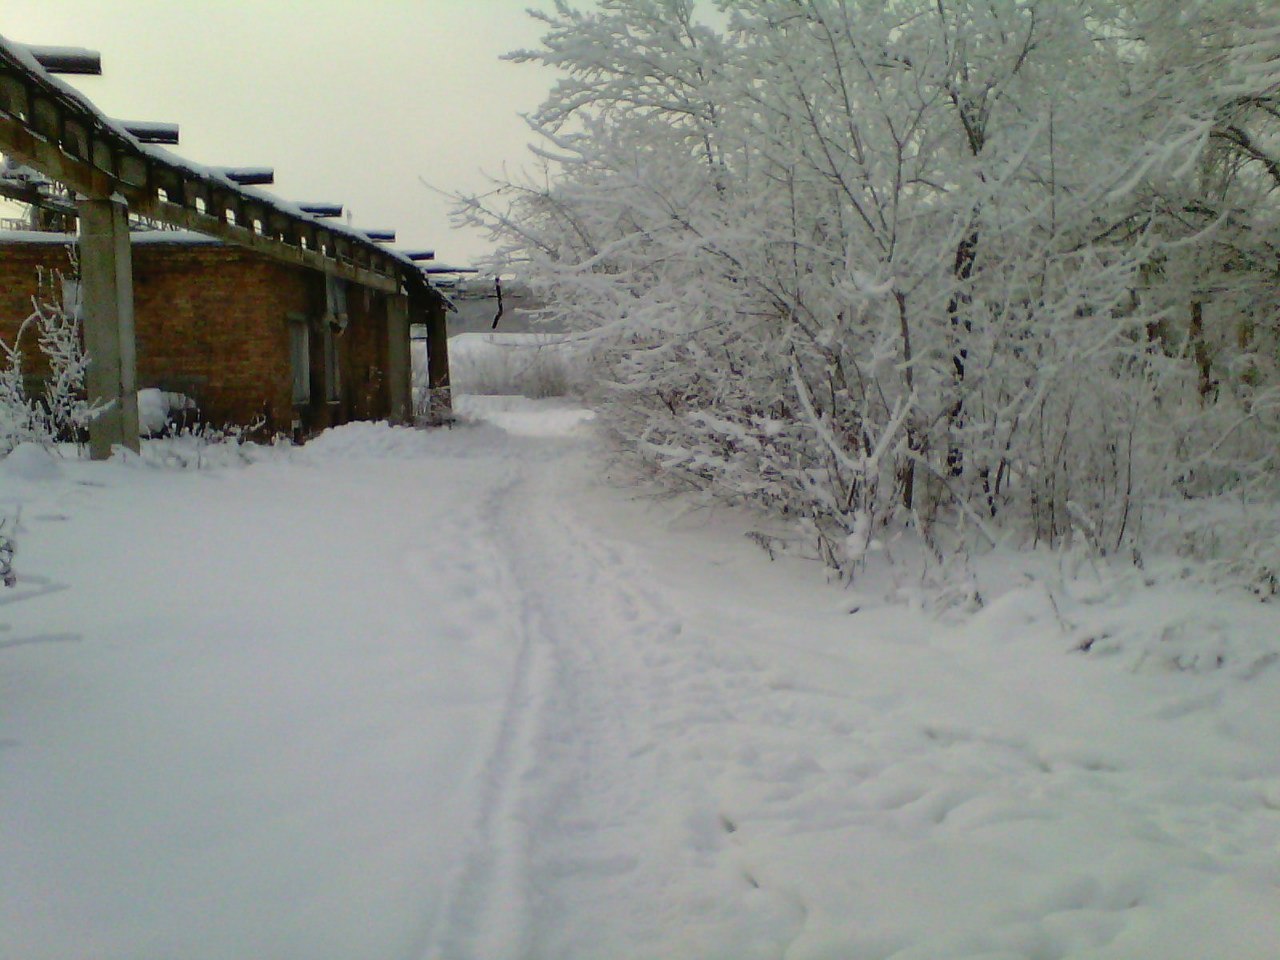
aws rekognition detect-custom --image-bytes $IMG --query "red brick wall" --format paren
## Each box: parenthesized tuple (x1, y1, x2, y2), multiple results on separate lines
(130, 242, 306, 431)
(0, 237, 394, 433)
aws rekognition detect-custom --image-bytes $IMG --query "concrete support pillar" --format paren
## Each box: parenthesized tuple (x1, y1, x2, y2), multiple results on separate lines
(78, 196, 140, 458)
(426, 298, 452, 419)
(385, 293, 412, 424)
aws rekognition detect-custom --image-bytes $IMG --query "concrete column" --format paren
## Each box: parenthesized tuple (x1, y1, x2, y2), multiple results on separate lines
(78, 196, 140, 458)
(426, 297, 452, 418)
(385, 293, 412, 424)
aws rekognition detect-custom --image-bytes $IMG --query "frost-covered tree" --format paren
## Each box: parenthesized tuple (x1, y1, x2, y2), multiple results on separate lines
(1120, 2, 1280, 496)
(460, 0, 1280, 580)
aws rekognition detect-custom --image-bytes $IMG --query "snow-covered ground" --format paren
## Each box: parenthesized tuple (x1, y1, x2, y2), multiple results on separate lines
(2, 395, 1278, 959)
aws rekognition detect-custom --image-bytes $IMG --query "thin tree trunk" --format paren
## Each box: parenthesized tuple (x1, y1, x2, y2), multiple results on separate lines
(1189, 300, 1213, 402)
(947, 225, 978, 477)
(896, 289, 918, 509)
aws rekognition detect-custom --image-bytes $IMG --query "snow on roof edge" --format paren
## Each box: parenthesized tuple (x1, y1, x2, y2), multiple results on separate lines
(0, 227, 224, 246)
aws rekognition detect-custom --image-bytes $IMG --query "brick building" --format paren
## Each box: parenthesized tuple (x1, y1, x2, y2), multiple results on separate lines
(0, 231, 415, 435)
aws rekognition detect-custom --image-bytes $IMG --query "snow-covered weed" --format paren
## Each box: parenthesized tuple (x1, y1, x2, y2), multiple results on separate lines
(1, 266, 102, 456)
(1063, 574, 1279, 677)
(1144, 497, 1280, 601)
(0, 515, 15, 589)
(137, 418, 274, 470)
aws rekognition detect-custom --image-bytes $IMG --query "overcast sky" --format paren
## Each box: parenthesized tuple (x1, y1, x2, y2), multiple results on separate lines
(3, 0, 562, 266)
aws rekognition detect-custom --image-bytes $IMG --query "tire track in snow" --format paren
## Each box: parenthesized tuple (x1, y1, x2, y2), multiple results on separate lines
(418, 440, 674, 959)
(418, 461, 549, 960)
(415, 432, 807, 958)
(498, 456, 678, 957)
(481, 441, 806, 959)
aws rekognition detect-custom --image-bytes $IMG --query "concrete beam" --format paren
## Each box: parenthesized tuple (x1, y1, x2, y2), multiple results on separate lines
(117, 120, 179, 144)
(385, 294, 412, 424)
(0, 178, 76, 215)
(0, 111, 116, 198)
(2, 35, 448, 309)
(0, 116, 397, 291)
(219, 166, 274, 186)
(298, 202, 343, 218)
(25, 46, 101, 75)
(78, 196, 140, 459)
(139, 195, 400, 293)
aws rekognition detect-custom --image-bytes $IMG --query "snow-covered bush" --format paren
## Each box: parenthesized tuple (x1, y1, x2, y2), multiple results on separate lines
(0, 515, 14, 589)
(459, 0, 1280, 584)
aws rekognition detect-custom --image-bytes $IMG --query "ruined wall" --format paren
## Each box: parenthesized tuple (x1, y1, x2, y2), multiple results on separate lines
(0, 236, 394, 433)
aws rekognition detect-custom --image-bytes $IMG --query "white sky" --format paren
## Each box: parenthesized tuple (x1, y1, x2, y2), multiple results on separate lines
(2, 0, 563, 266)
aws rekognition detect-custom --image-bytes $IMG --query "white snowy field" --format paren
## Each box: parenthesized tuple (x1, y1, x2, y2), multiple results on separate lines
(2, 395, 1278, 960)
(416, 332, 580, 399)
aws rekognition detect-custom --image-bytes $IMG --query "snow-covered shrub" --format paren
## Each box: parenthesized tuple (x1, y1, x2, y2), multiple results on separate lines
(0, 515, 15, 589)
(138, 416, 271, 469)
(1, 266, 102, 454)
(462, 0, 1280, 584)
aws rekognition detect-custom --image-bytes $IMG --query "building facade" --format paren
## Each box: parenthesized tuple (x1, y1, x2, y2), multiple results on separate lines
(0, 233, 412, 436)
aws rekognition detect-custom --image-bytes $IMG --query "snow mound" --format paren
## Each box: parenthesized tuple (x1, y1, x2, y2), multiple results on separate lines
(136, 435, 278, 471)
(0, 442, 63, 481)
(137, 388, 197, 436)
(294, 421, 439, 461)
(1066, 579, 1280, 678)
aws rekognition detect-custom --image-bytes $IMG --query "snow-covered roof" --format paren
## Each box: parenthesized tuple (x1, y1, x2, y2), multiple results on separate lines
(129, 229, 224, 246)
(0, 158, 51, 187)
(0, 228, 75, 245)
(0, 227, 222, 247)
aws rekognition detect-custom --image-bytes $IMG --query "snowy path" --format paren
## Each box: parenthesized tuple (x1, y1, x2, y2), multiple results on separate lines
(2, 399, 1279, 959)
(429, 439, 808, 958)
(3, 423, 548, 959)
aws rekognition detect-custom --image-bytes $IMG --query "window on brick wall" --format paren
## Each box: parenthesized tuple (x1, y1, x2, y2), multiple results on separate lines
(323, 277, 348, 404)
(325, 276, 349, 330)
(288, 315, 310, 405)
